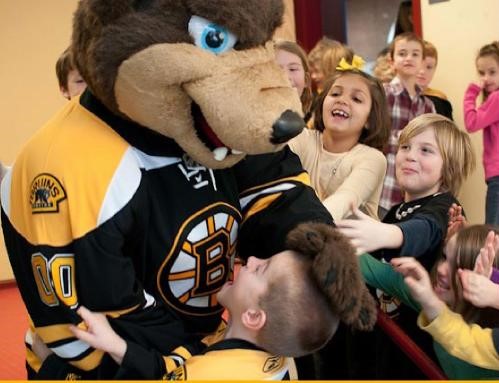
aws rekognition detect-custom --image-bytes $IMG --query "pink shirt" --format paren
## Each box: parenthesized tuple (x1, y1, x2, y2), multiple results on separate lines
(464, 84, 499, 180)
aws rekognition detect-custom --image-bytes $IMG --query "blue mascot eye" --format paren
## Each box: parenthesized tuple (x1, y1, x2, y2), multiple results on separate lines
(188, 15, 237, 54)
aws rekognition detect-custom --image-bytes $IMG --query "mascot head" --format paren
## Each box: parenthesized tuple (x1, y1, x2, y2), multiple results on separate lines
(72, 0, 304, 168)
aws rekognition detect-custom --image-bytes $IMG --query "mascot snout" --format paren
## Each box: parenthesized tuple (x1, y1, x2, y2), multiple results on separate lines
(271, 110, 305, 144)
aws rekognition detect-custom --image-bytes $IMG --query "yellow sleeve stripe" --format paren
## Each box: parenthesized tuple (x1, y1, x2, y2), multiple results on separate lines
(163, 356, 179, 373)
(26, 347, 42, 373)
(171, 346, 193, 360)
(240, 172, 310, 196)
(242, 193, 282, 223)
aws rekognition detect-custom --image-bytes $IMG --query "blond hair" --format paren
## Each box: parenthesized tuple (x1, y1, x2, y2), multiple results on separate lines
(308, 37, 354, 80)
(399, 114, 475, 195)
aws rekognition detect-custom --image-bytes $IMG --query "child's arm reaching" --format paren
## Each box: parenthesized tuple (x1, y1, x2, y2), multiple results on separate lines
(390, 257, 445, 320)
(336, 206, 403, 255)
(418, 305, 499, 371)
(69, 306, 204, 379)
(69, 307, 127, 365)
(392, 257, 499, 371)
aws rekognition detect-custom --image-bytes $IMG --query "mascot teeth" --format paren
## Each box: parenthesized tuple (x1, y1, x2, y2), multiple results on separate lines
(231, 149, 243, 155)
(213, 147, 229, 161)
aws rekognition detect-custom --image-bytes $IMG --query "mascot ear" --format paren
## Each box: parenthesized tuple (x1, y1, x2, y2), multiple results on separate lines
(85, 0, 135, 25)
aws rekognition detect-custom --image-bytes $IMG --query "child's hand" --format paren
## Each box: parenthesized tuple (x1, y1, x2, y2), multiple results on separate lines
(70, 306, 127, 365)
(391, 257, 445, 320)
(446, 203, 466, 244)
(474, 230, 498, 278)
(336, 205, 402, 255)
(31, 331, 53, 363)
(459, 269, 499, 309)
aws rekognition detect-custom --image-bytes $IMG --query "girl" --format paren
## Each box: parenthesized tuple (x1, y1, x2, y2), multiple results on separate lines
(289, 68, 390, 221)
(337, 113, 475, 379)
(368, 224, 499, 378)
(307, 37, 354, 94)
(464, 41, 499, 225)
(275, 40, 313, 120)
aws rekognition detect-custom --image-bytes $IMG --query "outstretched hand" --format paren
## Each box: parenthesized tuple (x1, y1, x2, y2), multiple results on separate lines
(446, 203, 466, 244)
(391, 257, 445, 321)
(70, 306, 127, 365)
(459, 269, 499, 309)
(336, 204, 402, 255)
(474, 230, 498, 278)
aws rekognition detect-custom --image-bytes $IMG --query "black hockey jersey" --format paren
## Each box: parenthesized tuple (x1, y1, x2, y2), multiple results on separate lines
(1, 91, 331, 377)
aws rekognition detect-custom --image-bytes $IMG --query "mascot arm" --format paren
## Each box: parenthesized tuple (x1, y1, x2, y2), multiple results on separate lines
(235, 146, 333, 260)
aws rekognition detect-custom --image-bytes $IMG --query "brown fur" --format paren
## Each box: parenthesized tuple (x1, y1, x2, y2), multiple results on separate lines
(72, 0, 298, 169)
(287, 223, 377, 331)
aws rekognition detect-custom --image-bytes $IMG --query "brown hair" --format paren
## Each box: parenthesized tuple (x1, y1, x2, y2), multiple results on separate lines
(256, 223, 377, 357)
(390, 32, 425, 60)
(55, 47, 75, 90)
(450, 225, 499, 328)
(308, 38, 354, 83)
(476, 41, 499, 99)
(313, 69, 390, 151)
(423, 40, 438, 63)
(275, 40, 313, 116)
(398, 114, 475, 195)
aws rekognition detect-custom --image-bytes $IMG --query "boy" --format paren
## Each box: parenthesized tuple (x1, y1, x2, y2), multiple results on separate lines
(55, 47, 86, 100)
(416, 40, 453, 120)
(32, 223, 377, 380)
(379, 32, 435, 217)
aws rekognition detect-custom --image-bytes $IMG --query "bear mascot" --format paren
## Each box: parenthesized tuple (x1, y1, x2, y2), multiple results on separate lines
(1, 0, 376, 379)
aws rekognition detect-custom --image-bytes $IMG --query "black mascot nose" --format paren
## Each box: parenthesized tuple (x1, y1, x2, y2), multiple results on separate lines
(270, 110, 305, 144)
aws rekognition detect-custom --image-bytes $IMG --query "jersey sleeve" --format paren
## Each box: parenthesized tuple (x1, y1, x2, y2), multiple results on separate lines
(234, 147, 333, 259)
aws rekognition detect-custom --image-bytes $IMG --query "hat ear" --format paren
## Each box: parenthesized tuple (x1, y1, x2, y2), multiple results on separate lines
(289, 223, 377, 331)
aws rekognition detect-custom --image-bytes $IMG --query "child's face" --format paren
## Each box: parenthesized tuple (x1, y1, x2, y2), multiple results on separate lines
(392, 39, 423, 78)
(476, 55, 499, 94)
(310, 61, 324, 91)
(434, 234, 457, 305)
(416, 56, 437, 89)
(276, 49, 307, 97)
(62, 69, 87, 100)
(395, 127, 443, 201)
(322, 73, 372, 141)
(217, 251, 297, 317)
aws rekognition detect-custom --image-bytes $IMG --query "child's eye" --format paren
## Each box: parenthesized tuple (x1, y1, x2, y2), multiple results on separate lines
(352, 96, 362, 103)
(330, 91, 340, 97)
(399, 144, 410, 150)
(421, 147, 434, 154)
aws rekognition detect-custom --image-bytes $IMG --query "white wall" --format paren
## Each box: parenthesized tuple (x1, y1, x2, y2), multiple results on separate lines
(421, 0, 499, 224)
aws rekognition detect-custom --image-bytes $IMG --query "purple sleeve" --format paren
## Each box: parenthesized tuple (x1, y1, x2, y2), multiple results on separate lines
(490, 268, 499, 284)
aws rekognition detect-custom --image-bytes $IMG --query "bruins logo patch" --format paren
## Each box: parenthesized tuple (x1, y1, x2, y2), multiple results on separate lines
(263, 356, 284, 373)
(29, 174, 67, 214)
(158, 203, 240, 316)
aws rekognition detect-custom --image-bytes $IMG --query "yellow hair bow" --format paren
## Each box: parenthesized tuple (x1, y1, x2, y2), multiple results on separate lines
(336, 55, 365, 71)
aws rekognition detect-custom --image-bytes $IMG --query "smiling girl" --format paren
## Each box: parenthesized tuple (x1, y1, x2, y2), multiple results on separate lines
(289, 67, 390, 221)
